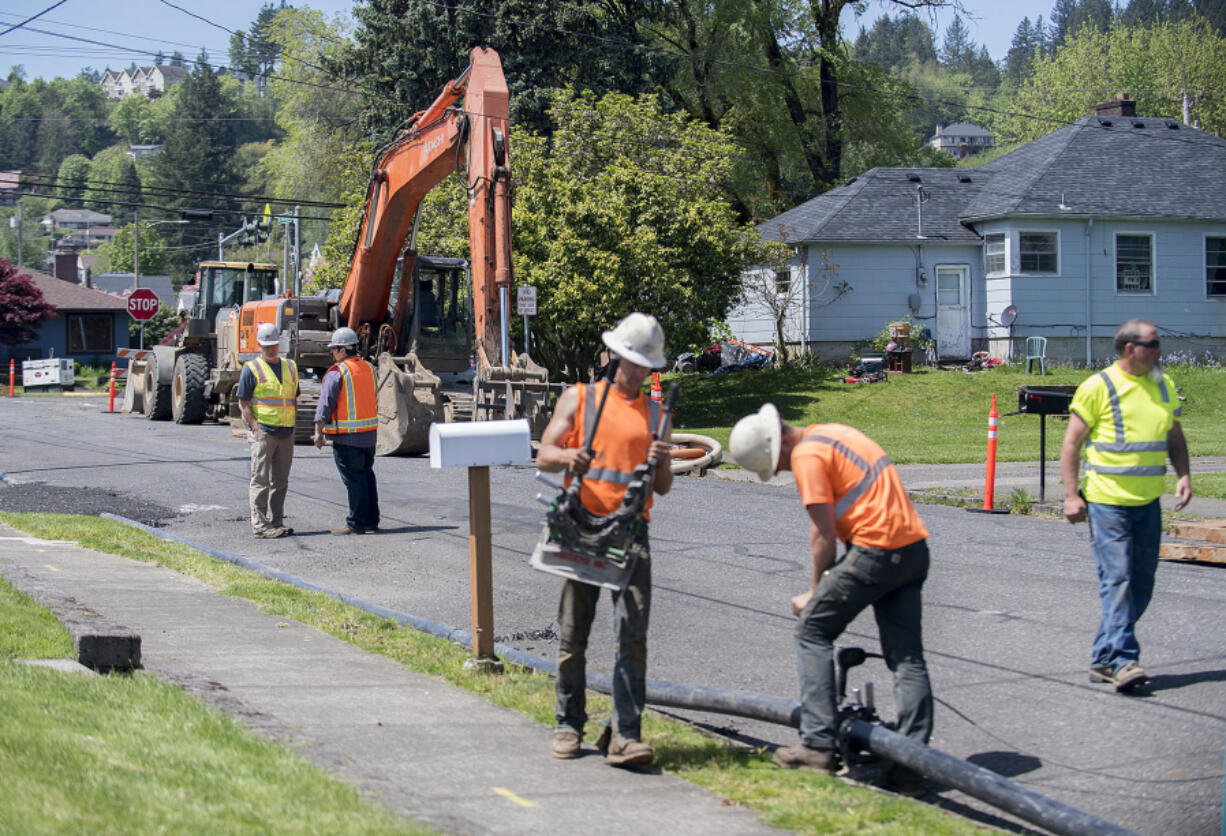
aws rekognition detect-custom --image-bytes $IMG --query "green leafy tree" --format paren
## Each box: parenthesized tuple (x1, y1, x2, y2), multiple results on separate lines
(85, 145, 142, 222)
(129, 304, 180, 347)
(0, 199, 51, 269)
(0, 260, 57, 347)
(95, 224, 171, 276)
(55, 154, 91, 201)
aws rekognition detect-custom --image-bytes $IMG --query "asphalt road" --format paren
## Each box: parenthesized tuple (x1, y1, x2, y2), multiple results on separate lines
(2, 394, 1223, 835)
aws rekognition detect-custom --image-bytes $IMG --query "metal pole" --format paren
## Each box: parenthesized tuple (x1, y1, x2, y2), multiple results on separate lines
(523, 314, 529, 355)
(499, 286, 510, 367)
(16, 202, 22, 268)
(218, 231, 224, 261)
(293, 205, 301, 296)
(1039, 413, 1047, 503)
(132, 207, 140, 291)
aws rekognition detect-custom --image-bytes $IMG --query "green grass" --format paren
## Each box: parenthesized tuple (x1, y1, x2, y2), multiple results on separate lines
(0, 513, 977, 835)
(670, 363, 1226, 466)
(0, 574, 431, 835)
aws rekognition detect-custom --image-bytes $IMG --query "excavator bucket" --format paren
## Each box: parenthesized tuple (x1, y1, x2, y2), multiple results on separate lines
(375, 352, 450, 456)
(474, 352, 564, 439)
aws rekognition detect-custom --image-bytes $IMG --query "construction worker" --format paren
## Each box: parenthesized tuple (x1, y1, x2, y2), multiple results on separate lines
(536, 312, 673, 767)
(729, 405, 932, 796)
(1060, 319, 1191, 693)
(237, 323, 298, 539)
(313, 327, 380, 535)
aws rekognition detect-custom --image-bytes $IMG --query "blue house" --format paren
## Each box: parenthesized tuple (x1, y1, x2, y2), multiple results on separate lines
(2, 268, 131, 367)
(735, 99, 1226, 364)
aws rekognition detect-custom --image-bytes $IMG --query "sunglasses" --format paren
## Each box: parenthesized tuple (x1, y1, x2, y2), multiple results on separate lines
(1130, 339, 1160, 349)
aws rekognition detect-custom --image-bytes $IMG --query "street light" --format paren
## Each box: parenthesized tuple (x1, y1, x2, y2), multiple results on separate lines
(131, 208, 189, 291)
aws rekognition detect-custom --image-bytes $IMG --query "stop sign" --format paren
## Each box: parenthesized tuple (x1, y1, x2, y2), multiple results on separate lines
(127, 288, 160, 321)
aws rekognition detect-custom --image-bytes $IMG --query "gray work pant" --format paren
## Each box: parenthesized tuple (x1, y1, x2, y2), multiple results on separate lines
(795, 539, 933, 751)
(248, 431, 294, 533)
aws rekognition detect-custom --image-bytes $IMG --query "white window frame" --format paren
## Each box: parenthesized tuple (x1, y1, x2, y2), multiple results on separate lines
(1017, 230, 1060, 275)
(1206, 234, 1226, 298)
(984, 232, 1008, 277)
(1115, 232, 1155, 295)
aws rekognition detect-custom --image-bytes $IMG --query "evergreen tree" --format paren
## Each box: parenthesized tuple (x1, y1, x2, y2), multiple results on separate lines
(1051, 0, 1116, 48)
(1194, 0, 1226, 34)
(940, 15, 975, 71)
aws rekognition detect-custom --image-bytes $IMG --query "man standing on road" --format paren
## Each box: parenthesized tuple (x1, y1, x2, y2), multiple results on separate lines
(237, 323, 299, 539)
(536, 312, 673, 767)
(313, 327, 380, 536)
(730, 405, 932, 795)
(1061, 319, 1191, 693)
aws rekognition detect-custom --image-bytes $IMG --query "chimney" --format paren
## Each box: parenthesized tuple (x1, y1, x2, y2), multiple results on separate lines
(1095, 94, 1136, 118)
(54, 252, 77, 282)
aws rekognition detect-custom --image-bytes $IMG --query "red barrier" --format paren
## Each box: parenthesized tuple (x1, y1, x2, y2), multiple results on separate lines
(107, 362, 117, 413)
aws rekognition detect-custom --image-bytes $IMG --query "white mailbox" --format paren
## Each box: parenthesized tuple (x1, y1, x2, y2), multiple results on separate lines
(429, 419, 533, 469)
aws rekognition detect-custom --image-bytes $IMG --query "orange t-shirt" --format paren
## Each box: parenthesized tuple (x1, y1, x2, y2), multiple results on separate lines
(792, 423, 928, 550)
(561, 381, 655, 520)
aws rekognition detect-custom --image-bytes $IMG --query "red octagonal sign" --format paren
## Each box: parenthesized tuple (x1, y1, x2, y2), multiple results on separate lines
(127, 288, 161, 322)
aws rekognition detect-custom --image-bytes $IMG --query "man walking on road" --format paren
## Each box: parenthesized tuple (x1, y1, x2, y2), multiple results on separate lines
(237, 323, 299, 539)
(1061, 319, 1191, 693)
(730, 406, 932, 795)
(535, 312, 673, 767)
(313, 327, 380, 535)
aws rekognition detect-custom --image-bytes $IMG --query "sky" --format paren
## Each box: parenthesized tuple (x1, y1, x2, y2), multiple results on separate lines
(0, 0, 1060, 84)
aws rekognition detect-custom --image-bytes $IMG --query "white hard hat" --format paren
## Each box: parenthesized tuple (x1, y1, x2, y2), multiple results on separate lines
(256, 322, 281, 346)
(601, 312, 666, 369)
(729, 403, 782, 482)
(327, 327, 359, 348)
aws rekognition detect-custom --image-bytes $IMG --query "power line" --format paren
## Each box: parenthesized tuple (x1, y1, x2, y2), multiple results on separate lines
(0, 0, 68, 38)
(17, 167, 346, 209)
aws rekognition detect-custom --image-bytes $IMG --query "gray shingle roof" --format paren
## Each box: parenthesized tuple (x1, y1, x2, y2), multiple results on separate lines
(962, 114, 1226, 221)
(759, 167, 985, 243)
(21, 269, 129, 312)
(936, 123, 993, 136)
(763, 115, 1226, 244)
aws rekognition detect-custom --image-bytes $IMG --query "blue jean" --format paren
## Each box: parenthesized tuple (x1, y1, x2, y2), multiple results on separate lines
(555, 534, 650, 741)
(1087, 499, 1161, 672)
(796, 539, 932, 751)
(332, 443, 379, 532)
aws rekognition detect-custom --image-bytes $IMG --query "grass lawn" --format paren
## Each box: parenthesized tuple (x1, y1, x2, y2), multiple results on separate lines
(671, 362, 1225, 469)
(0, 574, 430, 835)
(0, 512, 979, 835)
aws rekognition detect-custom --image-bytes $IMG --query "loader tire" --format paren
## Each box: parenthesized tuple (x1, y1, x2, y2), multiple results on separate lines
(143, 360, 172, 421)
(172, 353, 208, 424)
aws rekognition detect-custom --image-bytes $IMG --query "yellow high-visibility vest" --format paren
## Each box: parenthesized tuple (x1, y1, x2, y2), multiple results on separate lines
(245, 356, 298, 428)
(1071, 363, 1179, 506)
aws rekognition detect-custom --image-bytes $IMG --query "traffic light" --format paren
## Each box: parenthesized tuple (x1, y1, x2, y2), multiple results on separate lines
(255, 218, 270, 243)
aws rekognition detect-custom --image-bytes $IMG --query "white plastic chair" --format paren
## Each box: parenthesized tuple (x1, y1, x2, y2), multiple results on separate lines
(1025, 336, 1047, 375)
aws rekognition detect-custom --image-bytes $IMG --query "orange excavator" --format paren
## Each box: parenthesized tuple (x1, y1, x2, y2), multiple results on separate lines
(333, 45, 560, 454)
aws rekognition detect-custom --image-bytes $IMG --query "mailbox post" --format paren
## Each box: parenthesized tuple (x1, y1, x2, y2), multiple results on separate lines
(429, 419, 533, 668)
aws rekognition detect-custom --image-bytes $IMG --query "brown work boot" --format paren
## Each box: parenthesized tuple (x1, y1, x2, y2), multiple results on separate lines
(1088, 665, 1115, 684)
(772, 744, 839, 774)
(605, 736, 654, 767)
(551, 730, 581, 760)
(1113, 661, 1148, 693)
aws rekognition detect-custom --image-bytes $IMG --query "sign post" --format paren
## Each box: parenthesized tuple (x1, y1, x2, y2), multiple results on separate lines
(127, 288, 160, 350)
(516, 286, 537, 354)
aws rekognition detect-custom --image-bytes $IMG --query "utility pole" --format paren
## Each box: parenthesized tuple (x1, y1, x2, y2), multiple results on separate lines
(15, 202, 22, 268)
(293, 205, 301, 296)
(133, 207, 140, 291)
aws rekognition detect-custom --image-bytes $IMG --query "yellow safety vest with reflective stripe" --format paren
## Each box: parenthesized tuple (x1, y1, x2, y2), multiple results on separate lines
(1070, 363, 1179, 506)
(323, 356, 378, 435)
(245, 356, 298, 428)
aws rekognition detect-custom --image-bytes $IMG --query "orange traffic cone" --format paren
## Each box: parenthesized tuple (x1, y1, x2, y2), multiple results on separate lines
(968, 393, 1009, 515)
(650, 372, 662, 402)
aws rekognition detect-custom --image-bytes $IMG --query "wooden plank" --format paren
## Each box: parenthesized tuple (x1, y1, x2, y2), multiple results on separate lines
(1168, 520, 1226, 545)
(1159, 542, 1226, 564)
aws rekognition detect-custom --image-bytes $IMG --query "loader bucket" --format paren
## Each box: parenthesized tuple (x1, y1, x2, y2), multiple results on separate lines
(375, 351, 450, 456)
(475, 353, 564, 439)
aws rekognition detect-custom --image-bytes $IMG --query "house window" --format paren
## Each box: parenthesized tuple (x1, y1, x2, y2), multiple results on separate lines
(1116, 234, 1153, 293)
(66, 313, 114, 353)
(1019, 232, 1058, 273)
(984, 233, 1006, 275)
(1207, 237, 1226, 297)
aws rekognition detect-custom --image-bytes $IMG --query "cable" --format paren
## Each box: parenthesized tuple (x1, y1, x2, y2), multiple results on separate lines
(0, 0, 68, 38)
(18, 168, 347, 209)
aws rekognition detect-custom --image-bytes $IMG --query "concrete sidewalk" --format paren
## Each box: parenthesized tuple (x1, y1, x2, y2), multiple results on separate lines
(0, 525, 779, 836)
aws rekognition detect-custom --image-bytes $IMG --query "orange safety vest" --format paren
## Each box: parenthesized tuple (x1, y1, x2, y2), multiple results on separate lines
(323, 356, 378, 435)
(792, 423, 928, 550)
(244, 356, 298, 428)
(561, 380, 661, 520)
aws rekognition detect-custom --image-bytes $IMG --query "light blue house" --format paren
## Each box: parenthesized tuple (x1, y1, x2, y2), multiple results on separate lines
(735, 100, 1226, 364)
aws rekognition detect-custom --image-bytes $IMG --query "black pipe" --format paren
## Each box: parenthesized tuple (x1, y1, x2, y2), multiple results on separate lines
(843, 720, 1135, 836)
(103, 514, 1134, 836)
